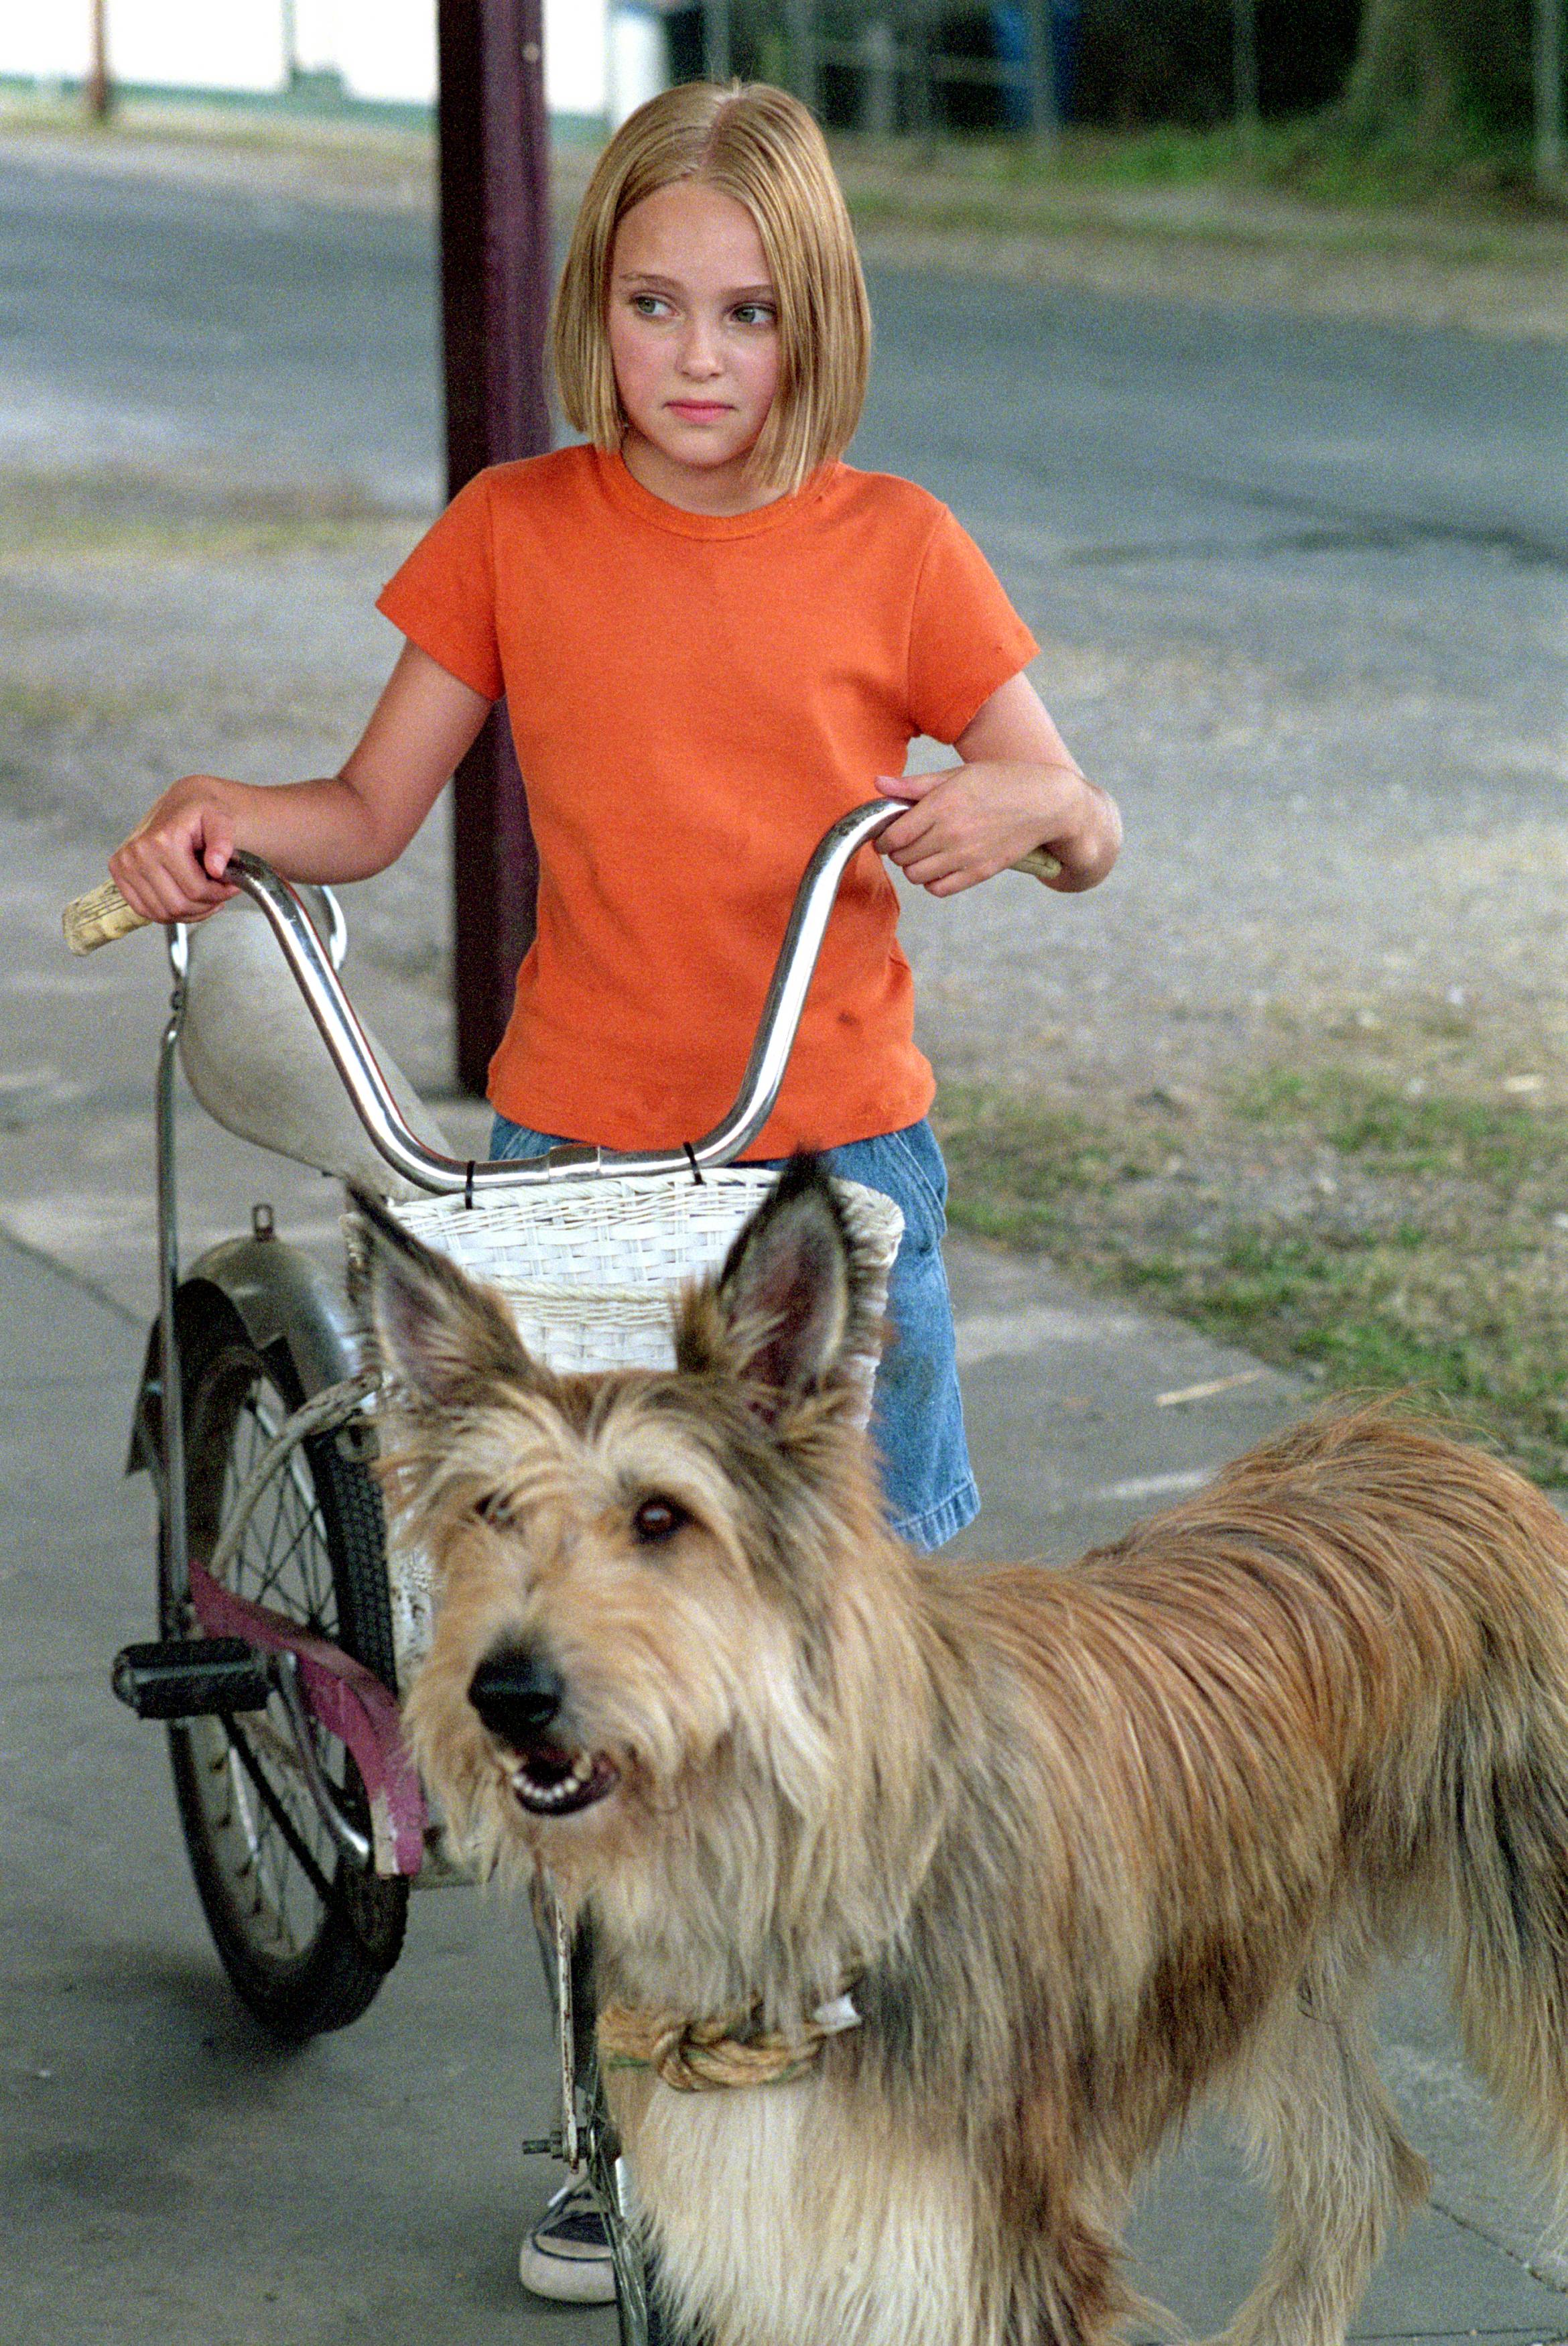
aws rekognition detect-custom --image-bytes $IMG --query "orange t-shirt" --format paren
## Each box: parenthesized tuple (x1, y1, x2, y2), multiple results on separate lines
(377, 445, 1038, 1156)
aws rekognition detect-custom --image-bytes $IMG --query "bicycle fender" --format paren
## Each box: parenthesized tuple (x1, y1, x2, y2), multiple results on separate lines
(127, 1234, 371, 1478)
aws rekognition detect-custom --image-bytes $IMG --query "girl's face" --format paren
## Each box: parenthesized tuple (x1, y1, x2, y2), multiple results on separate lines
(607, 180, 783, 515)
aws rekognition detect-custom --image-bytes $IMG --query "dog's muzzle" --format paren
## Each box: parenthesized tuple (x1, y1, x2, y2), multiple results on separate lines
(466, 1644, 620, 1818)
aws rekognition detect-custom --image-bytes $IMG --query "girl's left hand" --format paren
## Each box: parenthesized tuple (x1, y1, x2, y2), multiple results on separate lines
(876, 761, 1120, 898)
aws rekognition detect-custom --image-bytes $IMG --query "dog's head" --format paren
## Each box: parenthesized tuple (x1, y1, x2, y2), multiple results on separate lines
(351, 1160, 895, 1895)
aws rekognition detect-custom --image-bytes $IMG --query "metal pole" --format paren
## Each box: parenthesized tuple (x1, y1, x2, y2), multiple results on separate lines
(1023, 1, 1059, 143)
(787, 0, 820, 115)
(436, 1, 552, 1095)
(1537, 0, 1565, 186)
(1232, 0, 1260, 154)
(156, 967, 190, 1623)
(859, 18, 897, 135)
(702, 0, 732, 82)
(905, 0, 934, 143)
(86, 0, 111, 122)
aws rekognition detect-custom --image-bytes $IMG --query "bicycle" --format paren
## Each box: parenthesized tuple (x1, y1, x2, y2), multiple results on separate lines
(66, 803, 1054, 2344)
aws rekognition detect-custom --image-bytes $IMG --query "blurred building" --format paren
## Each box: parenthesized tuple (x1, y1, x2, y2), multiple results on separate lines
(0, 3, 1370, 143)
(0, 1, 679, 129)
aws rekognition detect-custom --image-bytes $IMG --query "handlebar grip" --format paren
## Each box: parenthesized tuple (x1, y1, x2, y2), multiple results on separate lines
(62, 879, 151, 955)
(1011, 847, 1061, 883)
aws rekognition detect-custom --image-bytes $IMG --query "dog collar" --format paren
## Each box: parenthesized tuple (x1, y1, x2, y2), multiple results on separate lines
(598, 1987, 861, 2093)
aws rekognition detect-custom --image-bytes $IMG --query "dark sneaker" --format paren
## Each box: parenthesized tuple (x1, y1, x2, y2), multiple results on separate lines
(519, 2174, 616, 2304)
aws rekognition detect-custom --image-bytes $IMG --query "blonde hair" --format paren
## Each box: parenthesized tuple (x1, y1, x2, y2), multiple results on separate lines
(552, 82, 871, 496)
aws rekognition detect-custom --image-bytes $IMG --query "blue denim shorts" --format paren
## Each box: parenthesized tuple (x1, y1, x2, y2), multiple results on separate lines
(487, 1113, 979, 1552)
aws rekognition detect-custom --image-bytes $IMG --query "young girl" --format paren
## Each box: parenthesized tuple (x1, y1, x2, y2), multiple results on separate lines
(110, 75, 1120, 2299)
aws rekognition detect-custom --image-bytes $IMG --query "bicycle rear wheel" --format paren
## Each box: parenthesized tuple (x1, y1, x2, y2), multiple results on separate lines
(163, 1294, 407, 2038)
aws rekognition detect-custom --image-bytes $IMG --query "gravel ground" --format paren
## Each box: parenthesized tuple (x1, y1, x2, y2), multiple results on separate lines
(902, 524, 1568, 1112)
(1, 477, 452, 1014)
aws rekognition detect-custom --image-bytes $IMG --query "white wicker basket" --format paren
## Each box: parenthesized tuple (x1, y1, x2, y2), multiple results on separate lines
(388, 1169, 902, 1377)
(380, 1168, 903, 1681)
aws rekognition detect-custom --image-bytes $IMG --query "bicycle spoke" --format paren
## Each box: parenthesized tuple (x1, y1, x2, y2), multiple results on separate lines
(253, 1495, 319, 1610)
(196, 1370, 352, 1953)
(224, 1394, 340, 1639)
(227, 1716, 337, 1912)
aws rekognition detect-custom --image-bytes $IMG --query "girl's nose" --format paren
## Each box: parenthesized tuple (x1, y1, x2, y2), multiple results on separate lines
(678, 317, 723, 375)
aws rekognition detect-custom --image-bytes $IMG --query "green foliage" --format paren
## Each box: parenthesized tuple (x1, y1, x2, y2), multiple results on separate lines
(1230, 1069, 1564, 1178)
(1344, 0, 1537, 143)
(876, 114, 1549, 212)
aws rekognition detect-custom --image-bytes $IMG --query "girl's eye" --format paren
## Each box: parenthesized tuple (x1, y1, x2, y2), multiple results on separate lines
(631, 294, 668, 318)
(732, 304, 775, 328)
(632, 1495, 688, 1546)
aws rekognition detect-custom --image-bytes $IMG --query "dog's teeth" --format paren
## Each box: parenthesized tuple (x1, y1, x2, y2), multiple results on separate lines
(506, 1748, 615, 1817)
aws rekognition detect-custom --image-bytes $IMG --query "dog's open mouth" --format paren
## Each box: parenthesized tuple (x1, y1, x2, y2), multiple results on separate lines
(508, 1739, 620, 1817)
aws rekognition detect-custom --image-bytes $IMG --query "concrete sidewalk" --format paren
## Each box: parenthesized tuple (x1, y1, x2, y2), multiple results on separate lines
(3, 815, 1566, 2343)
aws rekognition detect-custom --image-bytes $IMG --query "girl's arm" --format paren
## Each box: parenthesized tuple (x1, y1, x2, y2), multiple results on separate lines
(877, 670, 1121, 900)
(109, 641, 493, 925)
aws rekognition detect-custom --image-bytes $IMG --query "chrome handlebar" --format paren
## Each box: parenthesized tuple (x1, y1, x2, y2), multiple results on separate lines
(220, 797, 909, 1195)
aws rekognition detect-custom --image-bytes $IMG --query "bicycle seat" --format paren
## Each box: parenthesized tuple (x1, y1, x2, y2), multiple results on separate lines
(178, 892, 456, 1202)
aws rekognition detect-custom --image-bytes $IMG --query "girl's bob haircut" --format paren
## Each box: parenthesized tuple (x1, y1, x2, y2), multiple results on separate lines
(553, 82, 871, 497)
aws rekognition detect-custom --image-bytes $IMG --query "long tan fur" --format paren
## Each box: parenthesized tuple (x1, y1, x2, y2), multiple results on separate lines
(356, 1166, 1568, 2346)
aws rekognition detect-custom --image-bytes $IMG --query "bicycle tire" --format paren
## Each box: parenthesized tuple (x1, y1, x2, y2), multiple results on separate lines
(161, 1292, 408, 2038)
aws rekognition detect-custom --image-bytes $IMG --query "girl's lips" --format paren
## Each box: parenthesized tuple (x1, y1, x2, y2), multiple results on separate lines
(668, 401, 731, 419)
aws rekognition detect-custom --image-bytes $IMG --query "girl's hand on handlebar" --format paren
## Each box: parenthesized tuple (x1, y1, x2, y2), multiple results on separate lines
(877, 761, 1119, 898)
(109, 778, 242, 926)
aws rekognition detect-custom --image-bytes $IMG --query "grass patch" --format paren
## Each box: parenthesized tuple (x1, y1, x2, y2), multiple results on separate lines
(840, 115, 1561, 223)
(1230, 1068, 1562, 1178)
(0, 468, 415, 562)
(935, 1072, 1568, 1483)
(925, 1092, 1167, 1237)
(1049, 119, 1547, 214)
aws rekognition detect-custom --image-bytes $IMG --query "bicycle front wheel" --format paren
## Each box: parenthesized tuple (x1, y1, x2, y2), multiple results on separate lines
(163, 1295, 408, 2039)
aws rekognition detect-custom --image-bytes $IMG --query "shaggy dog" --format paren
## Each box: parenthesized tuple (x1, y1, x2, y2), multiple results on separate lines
(356, 1160, 1568, 2346)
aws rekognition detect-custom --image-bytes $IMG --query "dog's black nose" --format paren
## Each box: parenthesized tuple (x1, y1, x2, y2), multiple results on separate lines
(467, 1644, 565, 1745)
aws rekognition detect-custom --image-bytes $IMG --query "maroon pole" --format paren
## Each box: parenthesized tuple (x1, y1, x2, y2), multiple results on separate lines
(436, 0, 553, 1095)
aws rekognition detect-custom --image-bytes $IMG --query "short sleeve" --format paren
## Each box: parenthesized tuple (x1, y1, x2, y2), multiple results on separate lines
(906, 509, 1039, 745)
(376, 471, 504, 702)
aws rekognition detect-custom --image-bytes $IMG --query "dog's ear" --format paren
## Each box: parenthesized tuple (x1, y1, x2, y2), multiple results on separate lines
(691, 1156, 868, 1423)
(346, 1180, 537, 1414)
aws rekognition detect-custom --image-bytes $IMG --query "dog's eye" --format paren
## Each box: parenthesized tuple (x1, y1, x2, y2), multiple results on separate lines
(475, 1490, 512, 1526)
(631, 1495, 688, 1546)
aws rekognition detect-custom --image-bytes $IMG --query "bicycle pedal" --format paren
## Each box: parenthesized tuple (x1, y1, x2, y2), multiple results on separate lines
(111, 1638, 274, 1721)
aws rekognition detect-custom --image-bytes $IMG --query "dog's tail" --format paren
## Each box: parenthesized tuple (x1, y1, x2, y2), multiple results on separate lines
(1436, 1533, 1568, 2219)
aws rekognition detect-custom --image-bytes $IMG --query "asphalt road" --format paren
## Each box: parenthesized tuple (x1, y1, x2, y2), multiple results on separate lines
(3, 148, 1565, 556)
(0, 156, 442, 499)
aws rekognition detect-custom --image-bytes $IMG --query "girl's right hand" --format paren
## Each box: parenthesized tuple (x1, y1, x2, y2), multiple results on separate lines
(109, 776, 243, 927)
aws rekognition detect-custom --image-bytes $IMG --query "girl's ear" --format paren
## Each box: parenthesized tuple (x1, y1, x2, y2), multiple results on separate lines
(679, 1156, 873, 1422)
(347, 1181, 537, 1414)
